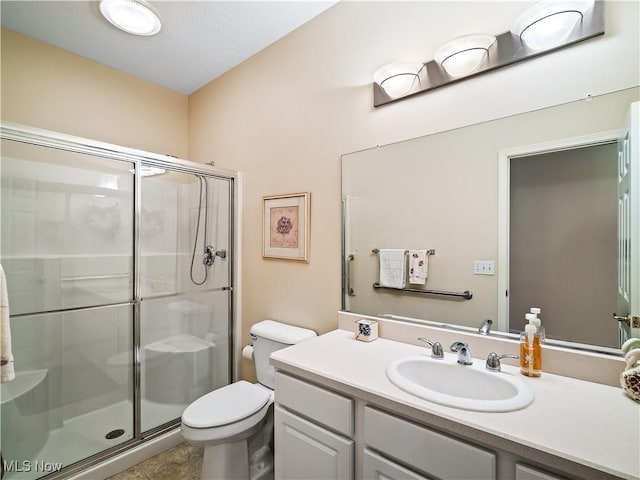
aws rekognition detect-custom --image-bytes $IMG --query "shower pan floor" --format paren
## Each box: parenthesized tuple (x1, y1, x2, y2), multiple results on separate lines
(4, 400, 188, 480)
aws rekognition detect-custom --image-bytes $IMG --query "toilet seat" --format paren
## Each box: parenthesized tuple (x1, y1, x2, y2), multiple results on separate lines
(182, 380, 272, 429)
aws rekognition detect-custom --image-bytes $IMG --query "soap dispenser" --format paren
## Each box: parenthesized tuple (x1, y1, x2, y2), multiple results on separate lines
(520, 313, 542, 377)
(529, 307, 545, 343)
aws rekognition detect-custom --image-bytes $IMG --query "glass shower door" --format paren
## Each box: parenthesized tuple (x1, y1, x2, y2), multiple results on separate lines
(138, 168, 232, 433)
(0, 139, 135, 479)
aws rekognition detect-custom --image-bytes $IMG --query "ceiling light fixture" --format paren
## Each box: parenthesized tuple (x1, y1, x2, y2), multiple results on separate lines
(434, 34, 496, 77)
(99, 0, 161, 36)
(511, 0, 595, 51)
(373, 63, 426, 99)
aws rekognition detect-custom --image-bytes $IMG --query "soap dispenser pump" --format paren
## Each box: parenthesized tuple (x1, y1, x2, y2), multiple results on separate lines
(529, 307, 545, 342)
(520, 313, 542, 377)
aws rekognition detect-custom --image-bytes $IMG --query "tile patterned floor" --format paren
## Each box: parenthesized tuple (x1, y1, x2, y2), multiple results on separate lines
(106, 443, 203, 480)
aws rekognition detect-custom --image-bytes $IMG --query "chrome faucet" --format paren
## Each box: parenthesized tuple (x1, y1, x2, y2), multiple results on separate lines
(486, 352, 519, 372)
(417, 337, 444, 359)
(478, 319, 493, 335)
(450, 341, 473, 365)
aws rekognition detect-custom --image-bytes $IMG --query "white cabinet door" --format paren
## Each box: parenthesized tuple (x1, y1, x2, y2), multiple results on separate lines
(515, 464, 567, 480)
(275, 405, 354, 480)
(364, 407, 496, 480)
(363, 449, 432, 480)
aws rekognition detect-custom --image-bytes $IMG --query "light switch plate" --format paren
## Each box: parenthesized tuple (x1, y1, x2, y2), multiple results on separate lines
(474, 260, 495, 275)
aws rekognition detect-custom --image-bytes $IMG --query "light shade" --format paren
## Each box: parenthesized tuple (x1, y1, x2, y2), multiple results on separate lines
(511, 0, 595, 51)
(434, 34, 496, 78)
(373, 63, 426, 99)
(100, 0, 161, 36)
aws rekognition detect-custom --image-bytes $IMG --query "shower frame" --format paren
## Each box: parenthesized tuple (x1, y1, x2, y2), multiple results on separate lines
(0, 122, 242, 479)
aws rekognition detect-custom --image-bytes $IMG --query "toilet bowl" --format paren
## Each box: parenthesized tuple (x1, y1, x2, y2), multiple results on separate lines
(182, 381, 274, 480)
(181, 320, 316, 480)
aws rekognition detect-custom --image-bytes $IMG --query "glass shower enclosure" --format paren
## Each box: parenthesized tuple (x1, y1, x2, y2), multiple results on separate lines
(0, 125, 235, 479)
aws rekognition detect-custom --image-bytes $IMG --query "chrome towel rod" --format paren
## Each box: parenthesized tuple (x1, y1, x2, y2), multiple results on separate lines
(372, 283, 473, 300)
(372, 248, 435, 255)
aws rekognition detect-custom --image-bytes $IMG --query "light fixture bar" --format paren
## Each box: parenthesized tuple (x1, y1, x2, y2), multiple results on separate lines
(374, 0, 604, 107)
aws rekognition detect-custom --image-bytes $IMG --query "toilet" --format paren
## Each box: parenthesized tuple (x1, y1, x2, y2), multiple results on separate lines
(181, 320, 316, 480)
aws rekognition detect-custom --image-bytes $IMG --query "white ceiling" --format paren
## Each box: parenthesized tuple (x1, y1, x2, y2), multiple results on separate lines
(0, 0, 338, 95)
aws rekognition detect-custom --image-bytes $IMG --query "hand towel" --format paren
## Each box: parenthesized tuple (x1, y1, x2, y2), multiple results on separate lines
(409, 249, 428, 285)
(1, 264, 15, 383)
(379, 249, 406, 289)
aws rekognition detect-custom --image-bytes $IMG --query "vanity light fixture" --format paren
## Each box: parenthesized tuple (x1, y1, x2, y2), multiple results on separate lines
(511, 0, 595, 51)
(373, 0, 604, 107)
(99, 0, 162, 36)
(373, 63, 426, 99)
(434, 34, 496, 78)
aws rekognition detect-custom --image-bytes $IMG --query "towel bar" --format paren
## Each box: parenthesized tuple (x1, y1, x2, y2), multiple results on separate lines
(372, 248, 435, 256)
(372, 283, 473, 300)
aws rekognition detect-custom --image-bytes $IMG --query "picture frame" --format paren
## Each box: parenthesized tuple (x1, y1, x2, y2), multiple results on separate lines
(262, 192, 310, 261)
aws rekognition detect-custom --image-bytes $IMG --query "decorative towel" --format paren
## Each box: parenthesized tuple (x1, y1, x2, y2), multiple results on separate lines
(409, 249, 428, 285)
(379, 249, 406, 289)
(1, 264, 15, 383)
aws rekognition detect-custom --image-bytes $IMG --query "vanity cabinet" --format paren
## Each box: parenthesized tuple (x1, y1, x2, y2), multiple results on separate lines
(273, 371, 571, 480)
(274, 372, 354, 479)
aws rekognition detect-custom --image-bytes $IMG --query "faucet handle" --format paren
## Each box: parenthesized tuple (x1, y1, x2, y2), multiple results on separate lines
(417, 337, 444, 359)
(486, 352, 519, 372)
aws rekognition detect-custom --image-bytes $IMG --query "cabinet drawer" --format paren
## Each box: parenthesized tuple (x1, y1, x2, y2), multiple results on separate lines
(275, 371, 354, 436)
(364, 407, 496, 480)
(363, 448, 431, 480)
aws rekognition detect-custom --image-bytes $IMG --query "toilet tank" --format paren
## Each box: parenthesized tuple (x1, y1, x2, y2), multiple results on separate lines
(250, 320, 316, 388)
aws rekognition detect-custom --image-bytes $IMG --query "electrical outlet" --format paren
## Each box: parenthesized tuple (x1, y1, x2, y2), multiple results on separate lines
(473, 260, 495, 275)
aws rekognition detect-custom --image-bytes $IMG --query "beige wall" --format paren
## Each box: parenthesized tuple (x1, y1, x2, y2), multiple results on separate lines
(188, 1, 639, 380)
(2, 2, 639, 382)
(1, 28, 189, 157)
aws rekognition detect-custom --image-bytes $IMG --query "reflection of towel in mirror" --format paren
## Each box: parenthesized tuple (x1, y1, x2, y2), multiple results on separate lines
(379, 249, 406, 289)
(1, 264, 15, 383)
(409, 250, 428, 285)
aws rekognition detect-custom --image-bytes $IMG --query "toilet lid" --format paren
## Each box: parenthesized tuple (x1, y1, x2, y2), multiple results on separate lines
(182, 381, 271, 429)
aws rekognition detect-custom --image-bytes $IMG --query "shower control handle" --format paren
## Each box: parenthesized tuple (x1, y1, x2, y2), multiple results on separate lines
(202, 245, 227, 266)
(203, 245, 216, 266)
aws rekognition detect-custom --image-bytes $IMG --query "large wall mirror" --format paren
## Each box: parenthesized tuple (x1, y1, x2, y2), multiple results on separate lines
(342, 86, 639, 355)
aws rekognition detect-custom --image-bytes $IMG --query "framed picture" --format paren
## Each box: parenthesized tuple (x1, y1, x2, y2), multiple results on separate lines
(263, 192, 310, 261)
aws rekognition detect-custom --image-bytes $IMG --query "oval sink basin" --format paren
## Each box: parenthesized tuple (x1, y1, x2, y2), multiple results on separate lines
(386, 354, 534, 412)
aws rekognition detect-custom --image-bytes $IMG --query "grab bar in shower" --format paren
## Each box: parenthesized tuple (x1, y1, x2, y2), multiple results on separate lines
(61, 273, 132, 282)
(372, 283, 473, 300)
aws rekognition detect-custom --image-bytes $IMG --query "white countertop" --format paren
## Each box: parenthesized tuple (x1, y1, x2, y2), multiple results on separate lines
(270, 329, 640, 480)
